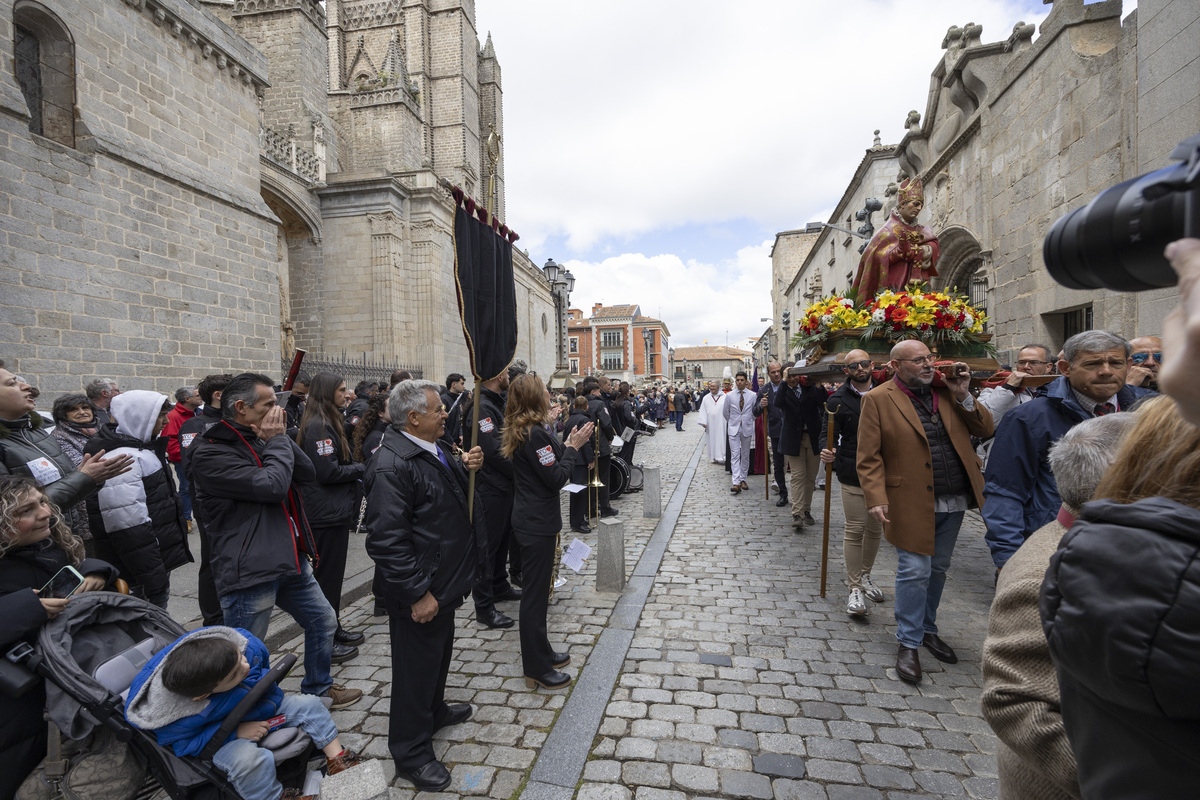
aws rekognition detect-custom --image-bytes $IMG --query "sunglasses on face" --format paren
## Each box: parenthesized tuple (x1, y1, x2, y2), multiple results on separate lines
(1130, 352, 1162, 365)
(843, 360, 873, 371)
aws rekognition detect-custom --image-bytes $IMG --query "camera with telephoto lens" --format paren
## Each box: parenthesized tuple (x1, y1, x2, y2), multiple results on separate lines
(1044, 132, 1200, 292)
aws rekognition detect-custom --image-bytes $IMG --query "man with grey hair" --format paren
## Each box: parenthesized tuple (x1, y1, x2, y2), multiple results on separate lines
(86, 377, 120, 427)
(364, 379, 485, 792)
(982, 412, 1134, 800)
(982, 330, 1154, 571)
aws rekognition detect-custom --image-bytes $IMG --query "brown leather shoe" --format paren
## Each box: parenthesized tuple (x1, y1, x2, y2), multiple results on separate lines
(896, 645, 922, 684)
(325, 748, 363, 776)
(922, 633, 958, 664)
(730, 486, 740, 494)
(739, 481, 748, 490)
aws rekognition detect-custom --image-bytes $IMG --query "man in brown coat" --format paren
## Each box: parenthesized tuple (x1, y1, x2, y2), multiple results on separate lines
(857, 340, 993, 683)
(981, 412, 1132, 800)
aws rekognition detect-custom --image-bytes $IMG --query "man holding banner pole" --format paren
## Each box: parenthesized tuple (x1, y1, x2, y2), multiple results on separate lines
(754, 361, 787, 506)
(448, 184, 522, 628)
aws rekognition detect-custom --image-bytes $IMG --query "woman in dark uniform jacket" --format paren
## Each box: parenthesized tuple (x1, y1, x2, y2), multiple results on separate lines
(501, 374, 593, 690)
(295, 372, 366, 656)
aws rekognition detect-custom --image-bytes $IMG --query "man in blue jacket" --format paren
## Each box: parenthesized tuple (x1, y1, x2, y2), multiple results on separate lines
(982, 331, 1154, 571)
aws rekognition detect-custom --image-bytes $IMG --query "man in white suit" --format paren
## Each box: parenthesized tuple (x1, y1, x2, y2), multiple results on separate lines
(723, 371, 756, 494)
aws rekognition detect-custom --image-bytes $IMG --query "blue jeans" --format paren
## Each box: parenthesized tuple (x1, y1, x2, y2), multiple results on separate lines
(220, 560, 336, 696)
(674, 410, 684, 430)
(212, 693, 338, 800)
(172, 462, 192, 521)
(893, 511, 964, 649)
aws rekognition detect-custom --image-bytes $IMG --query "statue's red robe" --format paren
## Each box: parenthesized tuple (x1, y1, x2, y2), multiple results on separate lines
(851, 212, 940, 300)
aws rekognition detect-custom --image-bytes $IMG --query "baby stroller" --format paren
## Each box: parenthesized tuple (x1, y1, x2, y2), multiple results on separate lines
(9, 592, 315, 800)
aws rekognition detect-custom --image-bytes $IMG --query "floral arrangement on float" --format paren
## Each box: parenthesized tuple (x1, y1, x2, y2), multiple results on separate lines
(791, 284, 995, 358)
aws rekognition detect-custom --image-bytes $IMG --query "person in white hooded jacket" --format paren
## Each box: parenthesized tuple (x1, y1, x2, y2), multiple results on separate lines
(84, 390, 193, 608)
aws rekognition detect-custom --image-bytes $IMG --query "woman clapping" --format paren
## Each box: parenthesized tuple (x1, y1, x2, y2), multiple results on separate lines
(501, 374, 592, 690)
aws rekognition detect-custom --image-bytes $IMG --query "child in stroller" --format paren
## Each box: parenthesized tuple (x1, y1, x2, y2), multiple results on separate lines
(125, 626, 361, 800)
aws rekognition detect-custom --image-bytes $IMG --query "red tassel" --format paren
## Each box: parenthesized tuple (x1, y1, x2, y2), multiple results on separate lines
(508, 231, 519, 244)
(492, 218, 500, 232)
(499, 224, 509, 238)
(465, 197, 475, 215)
(476, 205, 489, 223)
(452, 186, 464, 206)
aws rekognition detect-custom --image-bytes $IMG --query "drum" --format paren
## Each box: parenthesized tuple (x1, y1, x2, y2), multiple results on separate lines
(609, 456, 631, 498)
(626, 461, 644, 492)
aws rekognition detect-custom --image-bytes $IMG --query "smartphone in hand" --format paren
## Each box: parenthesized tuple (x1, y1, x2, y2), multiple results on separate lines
(39, 565, 84, 599)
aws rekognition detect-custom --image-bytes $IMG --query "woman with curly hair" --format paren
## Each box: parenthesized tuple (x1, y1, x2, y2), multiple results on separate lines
(501, 374, 593, 690)
(0, 475, 117, 797)
(295, 372, 366, 658)
(353, 393, 391, 463)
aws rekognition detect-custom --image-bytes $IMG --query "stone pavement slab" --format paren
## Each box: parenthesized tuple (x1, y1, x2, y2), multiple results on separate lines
(247, 414, 999, 799)
(582, 435, 1000, 800)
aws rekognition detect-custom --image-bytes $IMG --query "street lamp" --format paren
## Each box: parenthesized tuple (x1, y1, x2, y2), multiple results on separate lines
(781, 310, 791, 364)
(668, 347, 675, 383)
(543, 258, 573, 390)
(642, 327, 652, 384)
(682, 358, 688, 386)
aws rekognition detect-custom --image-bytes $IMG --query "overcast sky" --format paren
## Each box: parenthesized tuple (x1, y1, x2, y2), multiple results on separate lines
(476, 1, 1137, 347)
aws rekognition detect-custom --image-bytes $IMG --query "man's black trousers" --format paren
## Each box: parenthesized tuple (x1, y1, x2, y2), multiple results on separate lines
(385, 596, 456, 770)
(771, 435, 787, 498)
(473, 486, 515, 611)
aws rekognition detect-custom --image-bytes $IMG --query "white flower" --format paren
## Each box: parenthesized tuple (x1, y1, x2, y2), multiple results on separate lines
(820, 314, 834, 327)
(963, 313, 974, 327)
(840, 298, 853, 307)
(872, 309, 886, 323)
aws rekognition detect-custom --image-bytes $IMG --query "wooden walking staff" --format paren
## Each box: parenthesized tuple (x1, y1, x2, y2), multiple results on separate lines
(819, 401, 838, 598)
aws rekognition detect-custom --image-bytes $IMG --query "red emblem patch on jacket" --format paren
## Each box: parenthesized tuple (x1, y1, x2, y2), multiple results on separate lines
(537, 445, 556, 466)
(480, 417, 495, 433)
(316, 439, 334, 456)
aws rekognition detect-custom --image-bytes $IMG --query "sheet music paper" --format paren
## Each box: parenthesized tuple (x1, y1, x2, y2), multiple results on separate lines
(561, 538, 592, 572)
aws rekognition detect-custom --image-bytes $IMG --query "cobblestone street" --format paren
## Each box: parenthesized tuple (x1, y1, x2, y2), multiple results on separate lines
(274, 421, 1000, 799)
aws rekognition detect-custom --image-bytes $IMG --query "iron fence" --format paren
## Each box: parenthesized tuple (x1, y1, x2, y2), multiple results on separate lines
(283, 351, 423, 386)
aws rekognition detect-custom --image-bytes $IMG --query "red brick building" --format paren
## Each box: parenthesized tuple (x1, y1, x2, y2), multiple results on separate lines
(567, 304, 670, 385)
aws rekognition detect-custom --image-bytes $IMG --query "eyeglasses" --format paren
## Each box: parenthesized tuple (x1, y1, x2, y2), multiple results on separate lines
(843, 360, 873, 371)
(1016, 359, 1049, 367)
(895, 355, 936, 366)
(1130, 352, 1162, 365)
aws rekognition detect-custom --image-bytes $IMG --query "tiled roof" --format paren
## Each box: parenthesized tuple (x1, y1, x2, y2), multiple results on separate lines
(591, 304, 639, 319)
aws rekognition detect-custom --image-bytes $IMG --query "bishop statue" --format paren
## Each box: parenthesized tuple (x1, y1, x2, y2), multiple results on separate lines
(851, 177, 940, 300)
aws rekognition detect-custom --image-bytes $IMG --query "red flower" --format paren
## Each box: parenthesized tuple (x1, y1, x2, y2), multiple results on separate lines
(891, 308, 909, 322)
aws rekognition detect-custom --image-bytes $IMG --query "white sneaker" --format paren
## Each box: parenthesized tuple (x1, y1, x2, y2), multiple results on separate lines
(846, 588, 868, 617)
(861, 574, 885, 603)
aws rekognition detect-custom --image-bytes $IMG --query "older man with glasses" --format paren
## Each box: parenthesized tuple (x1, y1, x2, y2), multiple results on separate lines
(982, 331, 1156, 574)
(1126, 335, 1162, 391)
(857, 340, 993, 683)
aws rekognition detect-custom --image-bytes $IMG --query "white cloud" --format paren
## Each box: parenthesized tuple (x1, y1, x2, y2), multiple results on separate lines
(473, 0, 1121, 344)
(564, 239, 774, 346)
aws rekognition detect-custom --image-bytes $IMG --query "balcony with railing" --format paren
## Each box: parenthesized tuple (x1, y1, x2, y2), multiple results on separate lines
(260, 124, 322, 186)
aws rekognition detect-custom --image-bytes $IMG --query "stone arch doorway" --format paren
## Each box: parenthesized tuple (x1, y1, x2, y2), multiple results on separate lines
(261, 185, 324, 361)
(934, 224, 991, 328)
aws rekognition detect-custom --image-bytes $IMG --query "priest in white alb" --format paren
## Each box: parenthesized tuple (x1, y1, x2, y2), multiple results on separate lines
(697, 381, 727, 465)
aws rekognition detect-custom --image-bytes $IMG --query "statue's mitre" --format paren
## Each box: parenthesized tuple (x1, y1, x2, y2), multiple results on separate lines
(898, 176, 924, 206)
